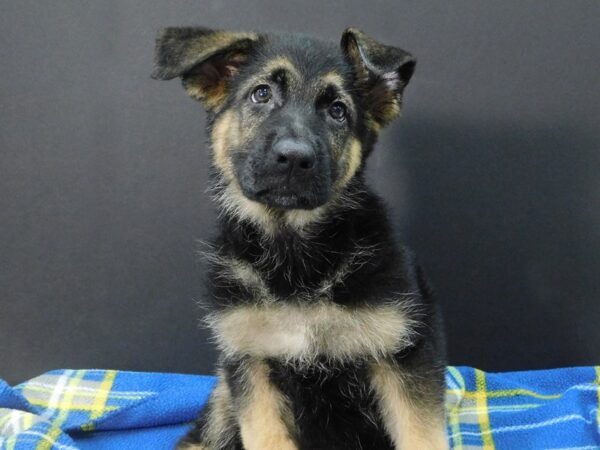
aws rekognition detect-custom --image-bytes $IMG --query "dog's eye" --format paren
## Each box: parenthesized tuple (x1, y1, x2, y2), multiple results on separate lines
(251, 85, 272, 103)
(329, 101, 347, 121)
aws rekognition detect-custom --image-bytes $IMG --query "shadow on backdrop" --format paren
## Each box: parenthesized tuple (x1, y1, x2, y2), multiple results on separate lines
(369, 115, 599, 371)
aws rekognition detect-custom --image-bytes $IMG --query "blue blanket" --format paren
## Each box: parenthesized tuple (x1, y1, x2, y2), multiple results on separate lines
(1, 366, 599, 449)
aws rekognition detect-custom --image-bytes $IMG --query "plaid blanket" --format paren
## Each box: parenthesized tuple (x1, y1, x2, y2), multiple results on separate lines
(1, 367, 599, 449)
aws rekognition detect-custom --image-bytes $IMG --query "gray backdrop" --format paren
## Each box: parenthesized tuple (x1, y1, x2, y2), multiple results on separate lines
(1, 1, 599, 384)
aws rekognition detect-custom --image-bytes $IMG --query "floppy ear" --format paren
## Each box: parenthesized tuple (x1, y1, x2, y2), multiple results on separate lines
(152, 27, 259, 109)
(341, 28, 416, 127)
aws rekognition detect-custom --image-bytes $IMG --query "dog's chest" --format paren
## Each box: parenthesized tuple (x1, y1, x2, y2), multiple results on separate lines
(208, 299, 415, 363)
(207, 254, 416, 362)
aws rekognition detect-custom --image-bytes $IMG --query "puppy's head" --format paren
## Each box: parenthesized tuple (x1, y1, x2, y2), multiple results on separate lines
(152, 27, 415, 230)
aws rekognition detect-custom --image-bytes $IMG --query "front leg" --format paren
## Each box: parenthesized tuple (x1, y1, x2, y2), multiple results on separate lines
(177, 370, 239, 450)
(178, 359, 298, 450)
(370, 361, 449, 450)
(236, 359, 298, 450)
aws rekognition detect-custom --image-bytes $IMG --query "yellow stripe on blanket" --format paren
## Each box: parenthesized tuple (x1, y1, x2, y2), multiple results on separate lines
(90, 370, 117, 419)
(81, 370, 117, 431)
(475, 368, 495, 449)
(450, 388, 562, 401)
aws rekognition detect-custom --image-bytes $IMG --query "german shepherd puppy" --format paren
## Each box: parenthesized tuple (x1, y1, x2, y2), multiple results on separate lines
(152, 26, 448, 450)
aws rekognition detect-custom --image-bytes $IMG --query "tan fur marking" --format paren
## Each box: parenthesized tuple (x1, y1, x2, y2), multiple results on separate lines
(366, 112, 382, 133)
(336, 138, 363, 190)
(211, 110, 238, 181)
(185, 76, 228, 109)
(284, 206, 327, 230)
(319, 71, 355, 120)
(239, 360, 298, 450)
(371, 363, 449, 450)
(202, 373, 235, 448)
(263, 56, 301, 80)
(214, 182, 278, 234)
(208, 300, 416, 363)
(378, 96, 402, 123)
(210, 111, 277, 232)
(176, 371, 234, 450)
(238, 56, 302, 97)
(216, 181, 327, 233)
(228, 258, 269, 294)
(215, 256, 274, 302)
(321, 71, 345, 89)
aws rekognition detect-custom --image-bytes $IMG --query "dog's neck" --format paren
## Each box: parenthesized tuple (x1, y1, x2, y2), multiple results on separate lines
(212, 176, 398, 300)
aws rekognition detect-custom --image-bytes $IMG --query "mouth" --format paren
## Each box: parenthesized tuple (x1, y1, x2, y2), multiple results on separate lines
(234, 158, 333, 211)
(253, 188, 316, 210)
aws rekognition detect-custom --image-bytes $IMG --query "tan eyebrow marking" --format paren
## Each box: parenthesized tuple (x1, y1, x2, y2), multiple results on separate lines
(263, 56, 301, 80)
(238, 57, 301, 96)
(321, 71, 345, 90)
(317, 71, 355, 117)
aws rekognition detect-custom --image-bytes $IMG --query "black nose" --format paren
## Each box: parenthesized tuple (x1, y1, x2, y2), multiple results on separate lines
(272, 138, 316, 173)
